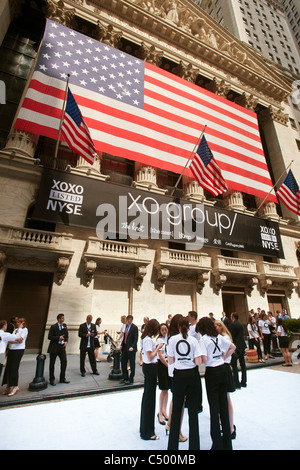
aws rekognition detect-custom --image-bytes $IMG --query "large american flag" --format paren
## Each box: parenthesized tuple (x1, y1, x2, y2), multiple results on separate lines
(14, 19, 276, 202)
(190, 135, 228, 196)
(276, 170, 300, 215)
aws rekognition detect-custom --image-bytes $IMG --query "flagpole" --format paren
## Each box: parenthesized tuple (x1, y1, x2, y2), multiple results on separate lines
(53, 74, 70, 168)
(254, 160, 294, 216)
(170, 125, 207, 197)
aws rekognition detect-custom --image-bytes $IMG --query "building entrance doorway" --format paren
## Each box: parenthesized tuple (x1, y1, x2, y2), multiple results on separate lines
(267, 293, 286, 316)
(0, 269, 53, 352)
(222, 288, 248, 328)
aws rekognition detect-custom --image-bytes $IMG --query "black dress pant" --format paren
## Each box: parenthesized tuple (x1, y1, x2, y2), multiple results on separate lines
(80, 348, 97, 374)
(262, 333, 271, 356)
(2, 349, 24, 387)
(121, 346, 136, 382)
(49, 346, 67, 382)
(205, 364, 232, 450)
(140, 363, 157, 440)
(231, 349, 247, 387)
(168, 367, 202, 451)
(249, 338, 263, 360)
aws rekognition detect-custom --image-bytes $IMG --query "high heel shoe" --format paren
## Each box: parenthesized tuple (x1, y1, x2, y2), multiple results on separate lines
(2, 387, 11, 395)
(157, 413, 165, 425)
(8, 387, 19, 397)
(231, 425, 236, 440)
(165, 423, 170, 435)
(179, 433, 188, 442)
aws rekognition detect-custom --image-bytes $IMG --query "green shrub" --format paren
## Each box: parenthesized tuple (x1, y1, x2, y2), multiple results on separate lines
(282, 318, 300, 333)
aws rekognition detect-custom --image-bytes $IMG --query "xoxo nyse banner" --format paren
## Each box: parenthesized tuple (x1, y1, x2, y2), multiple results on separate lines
(32, 168, 284, 258)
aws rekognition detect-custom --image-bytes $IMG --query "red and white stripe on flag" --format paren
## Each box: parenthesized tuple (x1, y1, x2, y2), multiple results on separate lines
(276, 170, 300, 215)
(13, 19, 276, 203)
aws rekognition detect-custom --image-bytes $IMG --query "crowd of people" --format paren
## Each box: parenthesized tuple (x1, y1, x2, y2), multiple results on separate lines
(0, 307, 293, 450)
(138, 311, 238, 450)
(246, 308, 292, 366)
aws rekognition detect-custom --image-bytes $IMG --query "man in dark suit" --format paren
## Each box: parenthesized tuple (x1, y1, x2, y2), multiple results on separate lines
(120, 315, 138, 385)
(78, 315, 99, 377)
(230, 312, 247, 389)
(48, 313, 69, 386)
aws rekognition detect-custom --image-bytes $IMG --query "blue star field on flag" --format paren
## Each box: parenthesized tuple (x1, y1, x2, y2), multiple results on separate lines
(36, 20, 145, 109)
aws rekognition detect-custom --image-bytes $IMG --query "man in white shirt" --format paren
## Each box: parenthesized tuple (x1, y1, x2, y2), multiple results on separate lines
(187, 311, 200, 341)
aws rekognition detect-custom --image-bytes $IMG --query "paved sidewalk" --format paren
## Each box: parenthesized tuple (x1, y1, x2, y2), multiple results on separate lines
(0, 351, 286, 409)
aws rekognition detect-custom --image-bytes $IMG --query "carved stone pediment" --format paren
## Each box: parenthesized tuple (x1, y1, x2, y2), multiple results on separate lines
(80, 0, 292, 102)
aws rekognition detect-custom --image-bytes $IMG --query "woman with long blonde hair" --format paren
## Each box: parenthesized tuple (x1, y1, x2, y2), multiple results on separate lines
(214, 320, 236, 440)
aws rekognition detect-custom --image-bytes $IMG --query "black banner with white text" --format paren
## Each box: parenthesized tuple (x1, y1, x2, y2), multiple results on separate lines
(32, 168, 284, 258)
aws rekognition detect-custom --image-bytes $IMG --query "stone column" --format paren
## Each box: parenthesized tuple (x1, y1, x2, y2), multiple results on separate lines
(71, 152, 109, 180)
(183, 177, 205, 202)
(132, 163, 167, 194)
(225, 191, 246, 212)
(2, 130, 39, 159)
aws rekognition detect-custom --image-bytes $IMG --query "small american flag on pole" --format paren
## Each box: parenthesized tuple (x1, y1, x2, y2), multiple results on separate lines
(189, 135, 228, 196)
(61, 88, 97, 165)
(276, 169, 300, 215)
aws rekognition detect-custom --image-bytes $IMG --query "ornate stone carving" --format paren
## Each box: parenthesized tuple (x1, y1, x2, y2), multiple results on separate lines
(203, 78, 230, 98)
(261, 203, 280, 222)
(156, 267, 170, 291)
(3, 130, 39, 159)
(260, 277, 272, 293)
(171, 61, 199, 82)
(220, 41, 257, 70)
(246, 277, 258, 296)
(225, 191, 246, 212)
(94, 21, 122, 48)
(135, 265, 147, 290)
(133, 164, 167, 194)
(83, 258, 97, 287)
(46, 0, 76, 27)
(197, 272, 209, 294)
(190, 18, 220, 48)
(214, 273, 227, 294)
(56, 256, 70, 285)
(258, 106, 289, 126)
(183, 179, 205, 202)
(136, 42, 163, 66)
(234, 93, 258, 112)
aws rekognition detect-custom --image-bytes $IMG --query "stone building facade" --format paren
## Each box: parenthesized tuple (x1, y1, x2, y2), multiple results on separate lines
(0, 0, 300, 353)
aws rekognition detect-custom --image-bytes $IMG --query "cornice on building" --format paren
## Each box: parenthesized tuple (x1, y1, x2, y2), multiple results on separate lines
(44, 0, 293, 106)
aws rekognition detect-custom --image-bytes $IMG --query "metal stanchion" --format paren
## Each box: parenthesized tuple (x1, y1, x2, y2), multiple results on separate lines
(271, 333, 282, 357)
(109, 348, 122, 380)
(28, 354, 48, 391)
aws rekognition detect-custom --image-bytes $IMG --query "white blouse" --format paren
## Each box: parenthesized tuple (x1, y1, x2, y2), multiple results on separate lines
(259, 319, 271, 335)
(9, 328, 28, 350)
(167, 333, 201, 371)
(199, 334, 231, 367)
(277, 325, 287, 337)
(142, 336, 158, 364)
(155, 335, 168, 360)
(247, 323, 259, 339)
